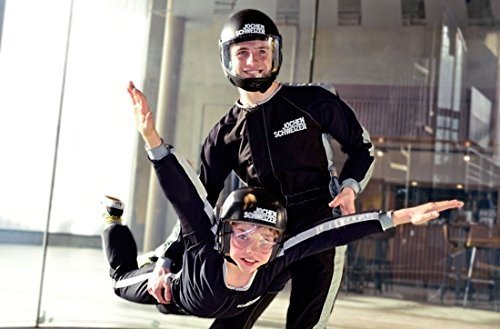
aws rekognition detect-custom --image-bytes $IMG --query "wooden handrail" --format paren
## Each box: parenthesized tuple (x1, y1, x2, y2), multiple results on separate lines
(466, 225, 500, 249)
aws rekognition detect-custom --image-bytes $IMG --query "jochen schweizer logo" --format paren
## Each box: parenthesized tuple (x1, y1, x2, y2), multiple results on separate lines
(235, 23, 265, 36)
(243, 207, 277, 224)
(273, 117, 307, 138)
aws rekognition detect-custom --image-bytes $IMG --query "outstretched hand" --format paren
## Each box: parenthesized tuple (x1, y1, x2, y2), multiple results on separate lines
(392, 200, 464, 226)
(127, 81, 162, 148)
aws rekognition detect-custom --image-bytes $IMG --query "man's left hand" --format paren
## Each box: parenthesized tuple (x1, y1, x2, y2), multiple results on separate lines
(328, 187, 356, 215)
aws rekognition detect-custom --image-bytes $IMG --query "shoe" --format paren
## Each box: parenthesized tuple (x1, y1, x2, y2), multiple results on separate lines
(137, 250, 159, 268)
(103, 195, 124, 224)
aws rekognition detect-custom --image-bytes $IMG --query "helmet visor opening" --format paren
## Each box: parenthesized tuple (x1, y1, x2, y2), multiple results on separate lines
(221, 35, 281, 79)
(230, 223, 278, 252)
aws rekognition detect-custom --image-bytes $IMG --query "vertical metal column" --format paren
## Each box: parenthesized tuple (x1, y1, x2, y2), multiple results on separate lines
(494, 31, 500, 169)
(462, 246, 477, 307)
(143, 0, 186, 251)
(308, 0, 319, 83)
(35, 1, 74, 326)
(127, 0, 166, 249)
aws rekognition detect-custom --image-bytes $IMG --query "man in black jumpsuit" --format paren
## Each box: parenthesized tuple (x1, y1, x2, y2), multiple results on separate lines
(144, 9, 375, 328)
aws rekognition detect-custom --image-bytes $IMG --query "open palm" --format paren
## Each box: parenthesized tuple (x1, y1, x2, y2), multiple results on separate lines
(127, 81, 162, 149)
(393, 200, 463, 226)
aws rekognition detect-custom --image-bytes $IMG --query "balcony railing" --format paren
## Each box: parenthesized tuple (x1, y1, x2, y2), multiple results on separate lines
(345, 98, 430, 139)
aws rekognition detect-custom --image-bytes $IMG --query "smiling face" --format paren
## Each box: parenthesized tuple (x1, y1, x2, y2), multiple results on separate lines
(228, 222, 279, 274)
(229, 39, 274, 79)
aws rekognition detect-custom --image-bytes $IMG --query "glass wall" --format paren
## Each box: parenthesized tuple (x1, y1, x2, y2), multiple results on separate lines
(0, 0, 498, 327)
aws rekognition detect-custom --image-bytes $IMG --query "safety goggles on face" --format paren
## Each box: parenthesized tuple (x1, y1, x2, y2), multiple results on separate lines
(231, 225, 277, 252)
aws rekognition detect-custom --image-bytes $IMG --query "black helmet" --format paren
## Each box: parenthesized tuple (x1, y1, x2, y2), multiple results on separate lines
(217, 187, 287, 262)
(219, 9, 282, 93)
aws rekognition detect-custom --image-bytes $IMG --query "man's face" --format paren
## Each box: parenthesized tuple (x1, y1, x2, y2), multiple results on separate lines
(229, 39, 273, 79)
(229, 222, 278, 273)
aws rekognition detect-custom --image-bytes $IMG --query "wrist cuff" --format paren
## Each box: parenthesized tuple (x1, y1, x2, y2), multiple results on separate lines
(341, 179, 361, 196)
(147, 142, 171, 160)
(379, 211, 394, 231)
(156, 257, 173, 269)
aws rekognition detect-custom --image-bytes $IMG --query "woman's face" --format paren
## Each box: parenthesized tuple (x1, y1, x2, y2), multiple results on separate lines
(228, 222, 278, 273)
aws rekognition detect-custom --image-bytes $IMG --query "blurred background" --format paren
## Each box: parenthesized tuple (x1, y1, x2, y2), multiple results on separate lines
(0, 0, 499, 327)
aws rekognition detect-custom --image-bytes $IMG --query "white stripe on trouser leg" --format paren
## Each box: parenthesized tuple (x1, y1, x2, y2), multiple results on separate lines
(113, 273, 151, 289)
(313, 245, 347, 329)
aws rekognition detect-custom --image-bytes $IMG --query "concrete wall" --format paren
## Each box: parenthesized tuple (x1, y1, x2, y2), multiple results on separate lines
(362, 0, 402, 28)
(313, 26, 430, 85)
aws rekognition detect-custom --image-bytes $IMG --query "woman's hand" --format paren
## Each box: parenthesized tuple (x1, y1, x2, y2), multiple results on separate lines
(147, 264, 173, 304)
(392, 200, 464, 226)
(127, 81, 162, 148)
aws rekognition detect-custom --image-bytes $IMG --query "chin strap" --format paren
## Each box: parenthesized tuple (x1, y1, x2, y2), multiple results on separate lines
(224, 255, 237, 265)
(228, 75, 275, 93)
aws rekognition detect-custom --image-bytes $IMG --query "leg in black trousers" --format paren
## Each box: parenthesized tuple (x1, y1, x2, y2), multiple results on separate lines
(286, 247, 343, 329)
(102, 224, 157, 304)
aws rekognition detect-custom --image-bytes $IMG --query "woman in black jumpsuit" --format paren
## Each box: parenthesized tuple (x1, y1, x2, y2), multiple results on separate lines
(102, 146, 462, 320)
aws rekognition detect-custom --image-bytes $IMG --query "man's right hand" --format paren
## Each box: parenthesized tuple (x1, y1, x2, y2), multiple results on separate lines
(147, 264, 172, 304)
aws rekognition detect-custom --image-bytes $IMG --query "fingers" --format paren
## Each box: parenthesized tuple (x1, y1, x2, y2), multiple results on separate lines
(342, 203, 356, 215)
(147, 272, 168, 304)
(411, 211, 439, 225)
(146, 266, 173, 304)
(412, 200, 463, 214)
(328, 193, 356, 215)
(136, 90, 148, 114)
(127, 81, 138, 105)
(430, 200, 464, 212)
(151, 278, 172, 304)
(163, 280, 172, 303)
(127, 81, 135, 94)
(413, 200, 463, 225)
(150, 287, 168, 304)
(328, 203, 355, 215)
(328, 194, 340, 208)
(393, 200, 464, 226)
(127, 82, 154, 133)
(148, 281, 169, 304)
(127, 81, 147, 108)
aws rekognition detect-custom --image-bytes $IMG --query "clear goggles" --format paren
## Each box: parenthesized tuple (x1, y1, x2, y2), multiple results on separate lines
(231, 224, 278, 252)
